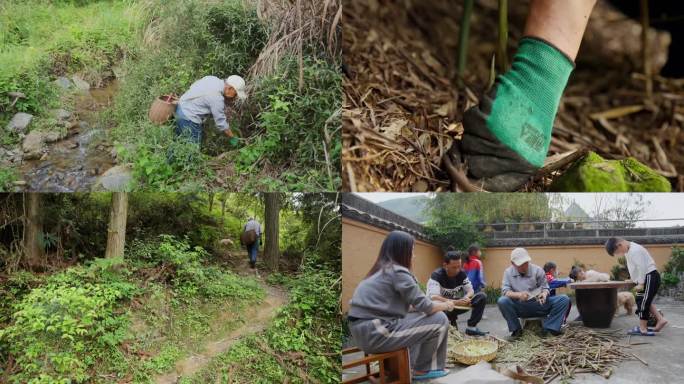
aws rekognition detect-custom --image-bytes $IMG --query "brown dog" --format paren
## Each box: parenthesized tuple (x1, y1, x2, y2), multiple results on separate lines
(616, 292, 636, 316)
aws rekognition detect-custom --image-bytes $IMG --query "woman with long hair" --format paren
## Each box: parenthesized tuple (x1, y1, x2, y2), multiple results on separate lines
(347, 231, 454, 381)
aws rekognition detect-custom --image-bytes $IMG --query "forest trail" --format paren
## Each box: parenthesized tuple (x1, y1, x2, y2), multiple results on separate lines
(154, 262, 287, 384)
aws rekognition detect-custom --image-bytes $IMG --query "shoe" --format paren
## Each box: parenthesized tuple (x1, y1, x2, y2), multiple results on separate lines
(507, 329, 523, 341)
(543, 328, 563, 336)
(465, 327, 489, 336)
(627, 326, 655, 336)
(413, 370, 449, 381)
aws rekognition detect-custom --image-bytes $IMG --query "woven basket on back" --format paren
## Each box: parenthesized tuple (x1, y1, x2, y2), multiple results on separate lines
(450, 339, 498, 365)
(149, 94, 178, 125)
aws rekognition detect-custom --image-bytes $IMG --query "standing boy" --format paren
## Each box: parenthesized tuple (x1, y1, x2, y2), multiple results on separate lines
(605, 238, 668, 335)
(462, 244, 486, 293)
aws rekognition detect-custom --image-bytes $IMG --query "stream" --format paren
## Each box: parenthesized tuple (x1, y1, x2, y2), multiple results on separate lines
(19, 80, 119, 192)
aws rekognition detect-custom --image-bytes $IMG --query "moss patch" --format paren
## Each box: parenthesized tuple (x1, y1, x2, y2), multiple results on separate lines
(550, 152, 671, 192)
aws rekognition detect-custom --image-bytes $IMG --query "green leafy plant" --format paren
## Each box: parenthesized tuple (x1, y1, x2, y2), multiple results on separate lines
(426, 214, 485, 252)
(0, 168, 19, 191)
(484, 285, 502, 305)
(235, 57, 342, 190)
(662, 272, 680, 287)
(664, 247, 684, 274)
(0, 271, 134, 383)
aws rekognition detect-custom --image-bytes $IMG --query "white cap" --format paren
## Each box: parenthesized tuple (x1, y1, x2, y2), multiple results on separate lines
(511, 247, 531, 266)
(225, 75, 247, 101)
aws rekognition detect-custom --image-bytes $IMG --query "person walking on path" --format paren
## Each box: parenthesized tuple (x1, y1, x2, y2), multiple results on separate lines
(241, 217, 261, 269)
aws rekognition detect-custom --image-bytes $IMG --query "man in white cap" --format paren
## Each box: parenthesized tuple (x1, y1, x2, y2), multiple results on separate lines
(497, 247, 570, 339)
(174, 75, 247, 146)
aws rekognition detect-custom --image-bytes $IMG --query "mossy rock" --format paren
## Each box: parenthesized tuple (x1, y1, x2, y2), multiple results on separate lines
(550, 152, 671, 192)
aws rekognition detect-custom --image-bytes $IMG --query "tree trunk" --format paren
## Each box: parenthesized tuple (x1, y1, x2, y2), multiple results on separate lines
(24, 193, 44, 269)
(208, 193, 215, 212)
(264, 193, 281, 271)
(220, 194, 227, 225)
(105, 192, 129, 259)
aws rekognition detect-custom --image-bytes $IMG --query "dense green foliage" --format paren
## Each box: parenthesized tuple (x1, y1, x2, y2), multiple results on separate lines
(189, 257, 341, 383)
(662, 247, 684, 287)
(0, 0, 139, 115)
(108, 0, 267, 189)
(426, 214, 485, 254)
(428, 193, 553, 226)
(234, 58, 342, 191)
(0, 258, 137, 383)
(0, 193, 233, 265)
(0, 237, 265, 383)
(0, 193, 341, 382)
(425, 194, 557, 252)
(107, 0, 341, 191)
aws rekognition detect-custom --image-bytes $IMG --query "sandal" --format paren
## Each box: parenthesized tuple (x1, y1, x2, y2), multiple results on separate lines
(627, 326, 655, 336)
(413, 369, 449, 381)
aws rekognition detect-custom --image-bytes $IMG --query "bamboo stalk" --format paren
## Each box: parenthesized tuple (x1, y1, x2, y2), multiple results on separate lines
(457, 0, 474, 87)
(640, 0, 653, 99)
(497, 0, 509, 72)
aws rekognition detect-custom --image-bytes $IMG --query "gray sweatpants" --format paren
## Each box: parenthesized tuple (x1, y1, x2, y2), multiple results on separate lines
(349, 311, 449, 372)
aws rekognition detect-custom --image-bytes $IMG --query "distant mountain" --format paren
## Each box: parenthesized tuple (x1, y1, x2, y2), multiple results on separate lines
(377, 196, 431, 224)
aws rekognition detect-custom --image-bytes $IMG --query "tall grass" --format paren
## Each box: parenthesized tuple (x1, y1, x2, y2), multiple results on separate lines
(0, 0, 141, 115)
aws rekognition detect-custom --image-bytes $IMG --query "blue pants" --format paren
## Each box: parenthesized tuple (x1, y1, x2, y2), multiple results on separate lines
(247, 239, 259, 264)
(175, 105, 203, 144)
(497, 294, 570, 333)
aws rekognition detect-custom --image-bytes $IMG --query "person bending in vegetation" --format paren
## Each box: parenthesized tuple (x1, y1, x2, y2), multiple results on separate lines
(347, 231, 454, 381)
(426, 250, 488, 336)
(175, 75, 247, 146)
(446, 0, 598, 191)
(497, 248, 570, 339)
(605, 237, 668, 336)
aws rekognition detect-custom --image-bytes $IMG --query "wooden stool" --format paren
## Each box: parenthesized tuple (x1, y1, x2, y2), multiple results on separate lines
(342, 347, 411, 384)
(521, 317, 544, 330)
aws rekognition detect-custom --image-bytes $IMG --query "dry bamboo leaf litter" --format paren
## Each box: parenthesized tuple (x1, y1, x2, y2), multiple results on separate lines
(343, 0, 684, 191)
(500, 327, 638, 383)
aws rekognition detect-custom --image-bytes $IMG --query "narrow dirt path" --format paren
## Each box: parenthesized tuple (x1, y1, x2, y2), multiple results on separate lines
(153, 282, 287, 384)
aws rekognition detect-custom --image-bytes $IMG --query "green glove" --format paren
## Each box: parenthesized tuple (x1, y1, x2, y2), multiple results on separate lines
(229, 137, 240, 147)
(448, 37, 574, 191)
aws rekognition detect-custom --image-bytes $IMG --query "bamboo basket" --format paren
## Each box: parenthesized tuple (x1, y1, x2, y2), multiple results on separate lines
(451, 339, 498, 365)
(148, 94, 178, 125)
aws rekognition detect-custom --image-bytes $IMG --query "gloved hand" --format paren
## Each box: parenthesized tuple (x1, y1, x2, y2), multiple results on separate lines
(229, 137, 240, 147)
(446, 37, 574, 191)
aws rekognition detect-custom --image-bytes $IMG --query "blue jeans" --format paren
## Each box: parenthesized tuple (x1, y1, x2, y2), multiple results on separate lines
(247, 237, 259, 264)
(497, 294, 570, 333)
(175, 105, 203, 144)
